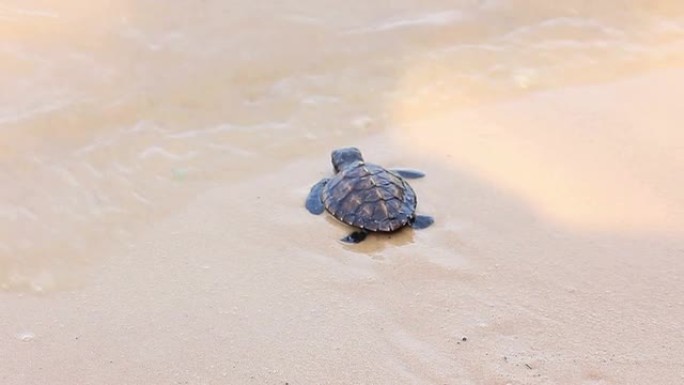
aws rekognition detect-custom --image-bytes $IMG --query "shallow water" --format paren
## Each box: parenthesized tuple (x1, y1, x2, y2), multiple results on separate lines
(1, 1, 684, 384)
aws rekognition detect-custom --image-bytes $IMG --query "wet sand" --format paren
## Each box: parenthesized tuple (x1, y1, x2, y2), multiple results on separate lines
(2, 1, 684, 384)
(3, 69, 684, 384)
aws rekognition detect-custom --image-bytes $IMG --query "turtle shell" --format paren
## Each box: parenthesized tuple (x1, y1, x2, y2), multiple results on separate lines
(322, 163, 417, 232)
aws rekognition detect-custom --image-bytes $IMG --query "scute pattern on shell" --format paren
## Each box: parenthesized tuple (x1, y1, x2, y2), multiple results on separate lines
(322, 163, 417, 232)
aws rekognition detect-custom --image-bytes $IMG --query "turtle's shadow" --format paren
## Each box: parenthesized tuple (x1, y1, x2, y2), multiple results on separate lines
(323, 215, 415, 255)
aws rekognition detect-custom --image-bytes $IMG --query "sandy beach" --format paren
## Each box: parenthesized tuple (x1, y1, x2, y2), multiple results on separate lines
(1, 1, 684, 384)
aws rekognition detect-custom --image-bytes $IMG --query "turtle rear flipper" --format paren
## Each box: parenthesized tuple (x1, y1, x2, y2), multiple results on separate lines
(410, 215, 434, 229)
(305, 178, 328, 215)
(390, 168, 425, 179)
(341, 230, 368, 243)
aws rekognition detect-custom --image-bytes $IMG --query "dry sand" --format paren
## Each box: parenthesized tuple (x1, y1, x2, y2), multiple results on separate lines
(1, 1, 684, 385)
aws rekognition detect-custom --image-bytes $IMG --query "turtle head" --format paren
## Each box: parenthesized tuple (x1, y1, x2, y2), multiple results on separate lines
(331, 147, 364, 173)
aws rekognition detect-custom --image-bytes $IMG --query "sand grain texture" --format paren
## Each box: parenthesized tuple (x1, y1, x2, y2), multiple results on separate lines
(1, 1, 684, 384)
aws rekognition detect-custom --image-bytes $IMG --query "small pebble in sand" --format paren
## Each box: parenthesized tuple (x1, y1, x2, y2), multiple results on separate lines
(16, 331, 35, 342)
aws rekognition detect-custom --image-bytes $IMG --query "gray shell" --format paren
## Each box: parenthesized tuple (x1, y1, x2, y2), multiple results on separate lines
(322, 163, 416, 232)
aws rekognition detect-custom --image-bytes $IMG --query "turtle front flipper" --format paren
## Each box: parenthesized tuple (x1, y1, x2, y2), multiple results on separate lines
(341, 230, 368, 243)
(410, 215, 434, 229)
(305, 178, 329, 215)
(390, 168, 425, 179)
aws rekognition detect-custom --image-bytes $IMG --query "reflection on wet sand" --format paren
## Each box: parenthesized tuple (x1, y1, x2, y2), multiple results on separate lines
(390, 69, 684, 234)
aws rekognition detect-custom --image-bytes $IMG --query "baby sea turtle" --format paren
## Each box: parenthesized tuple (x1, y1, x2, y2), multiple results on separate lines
(305, 147, 434, 243)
